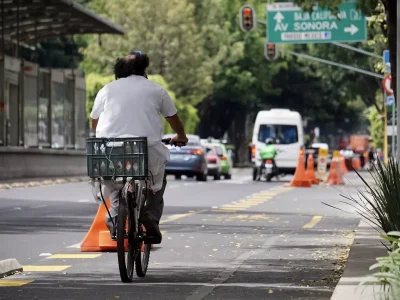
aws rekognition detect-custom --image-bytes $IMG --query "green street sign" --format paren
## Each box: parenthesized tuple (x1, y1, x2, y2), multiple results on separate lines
(266, 2, 367, 44)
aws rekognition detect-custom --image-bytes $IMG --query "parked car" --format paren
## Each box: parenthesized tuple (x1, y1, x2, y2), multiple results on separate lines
(163, 134, 208, 181)
(201, 138, 232, 179)
(205, 145, 222, 180)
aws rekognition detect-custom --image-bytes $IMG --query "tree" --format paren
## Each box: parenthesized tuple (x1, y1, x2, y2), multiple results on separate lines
(81, 0, 212, 106)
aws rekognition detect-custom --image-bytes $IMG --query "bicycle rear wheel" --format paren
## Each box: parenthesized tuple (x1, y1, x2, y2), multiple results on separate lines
(117, 197, 134, 283)
(135, 186, 150, 277)
(135, 224, 151, 277)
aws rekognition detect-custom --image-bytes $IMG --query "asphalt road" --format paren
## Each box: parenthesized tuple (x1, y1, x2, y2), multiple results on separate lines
(0, 169, 362, 300)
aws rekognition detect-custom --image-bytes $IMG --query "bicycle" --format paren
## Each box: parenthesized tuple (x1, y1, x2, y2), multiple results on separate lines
(86, 136, 177, 282)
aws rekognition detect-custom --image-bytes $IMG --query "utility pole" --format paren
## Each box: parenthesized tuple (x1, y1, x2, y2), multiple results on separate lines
(397, 1, 400, 162)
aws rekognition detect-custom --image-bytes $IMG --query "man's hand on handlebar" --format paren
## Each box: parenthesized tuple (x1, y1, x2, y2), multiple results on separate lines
(161, 135, 188, 147)
(170, 134, 188, 147)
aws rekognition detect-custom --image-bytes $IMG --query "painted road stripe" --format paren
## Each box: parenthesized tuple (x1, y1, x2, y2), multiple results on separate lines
(67, 243, 81, 249)
(23, 265, 71, 272)
(245, 200, 267, 203)
(303, 216, 323, 229)
(211, 209, 237, 213)
(47, 254, 101, 259)
(160, 210, 206, 224)
(0, 280, 34, 287)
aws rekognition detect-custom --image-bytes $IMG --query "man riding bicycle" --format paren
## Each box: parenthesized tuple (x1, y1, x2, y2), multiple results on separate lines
(89, 51, 188, 244)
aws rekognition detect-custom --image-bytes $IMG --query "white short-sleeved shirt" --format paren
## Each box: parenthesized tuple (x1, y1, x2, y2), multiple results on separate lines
(90, 75, 177, 192)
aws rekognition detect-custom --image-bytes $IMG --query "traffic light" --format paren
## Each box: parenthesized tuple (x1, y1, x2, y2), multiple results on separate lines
(265, 43, 278, 61)
(240, 5, 256, 32)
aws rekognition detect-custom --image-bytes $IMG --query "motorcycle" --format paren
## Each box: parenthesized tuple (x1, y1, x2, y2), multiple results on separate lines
(263, 158, 277, 182)
(256, 149, 285, 182)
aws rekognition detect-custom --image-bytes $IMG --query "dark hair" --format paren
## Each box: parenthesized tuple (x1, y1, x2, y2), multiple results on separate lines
(113, 52, 150, 79)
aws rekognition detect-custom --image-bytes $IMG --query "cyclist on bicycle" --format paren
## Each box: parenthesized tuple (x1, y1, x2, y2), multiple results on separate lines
(89, 51, 188, 244)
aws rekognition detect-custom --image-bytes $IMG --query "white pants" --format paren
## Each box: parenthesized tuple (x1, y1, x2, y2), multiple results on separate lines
(90, 168, 166, 219)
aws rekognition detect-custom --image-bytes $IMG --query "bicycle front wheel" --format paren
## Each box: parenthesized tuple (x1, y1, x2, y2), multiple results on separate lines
(117, 198, 134, 283)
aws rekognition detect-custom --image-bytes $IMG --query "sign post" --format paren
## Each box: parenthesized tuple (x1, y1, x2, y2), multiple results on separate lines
(317, 148, 328, 181)
(266, 2, 367, 44)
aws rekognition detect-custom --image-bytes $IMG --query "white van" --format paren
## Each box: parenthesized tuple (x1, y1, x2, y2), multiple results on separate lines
(251, 109, 304, 179)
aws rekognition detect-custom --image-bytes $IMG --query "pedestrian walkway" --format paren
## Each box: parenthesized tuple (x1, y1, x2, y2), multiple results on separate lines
(329, 170, 388, 299)
(331, 221, 387, 300)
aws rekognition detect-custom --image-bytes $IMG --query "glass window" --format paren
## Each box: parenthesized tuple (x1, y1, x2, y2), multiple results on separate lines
(206, 147, 215, 155)
(38, 72, 50, 146)
(258, 124, 298, 145)
(64, 78, 74, 148)
(75, 88, 87, 149)
(214, 146, 224, 156)
(23, 75, 38, 147)
(51, 82, 64, 148)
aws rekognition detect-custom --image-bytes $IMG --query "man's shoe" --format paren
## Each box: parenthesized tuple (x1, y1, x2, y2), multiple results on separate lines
(140, 214, 162, 244)
(106, 215, 118, 241)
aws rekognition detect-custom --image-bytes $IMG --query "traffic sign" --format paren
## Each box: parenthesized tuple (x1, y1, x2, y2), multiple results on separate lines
(266, 2, 367, 44)
(317, 148, 328, 179)
(387, 95, 395, 106)
(383, 50, 391, 73)
(383, 50, 390, 64)
(382, 74, 393, 95)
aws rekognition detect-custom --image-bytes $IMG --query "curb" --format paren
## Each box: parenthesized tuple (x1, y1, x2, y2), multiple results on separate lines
(0, 176, 88, 190)
(0, 259, 23, 279)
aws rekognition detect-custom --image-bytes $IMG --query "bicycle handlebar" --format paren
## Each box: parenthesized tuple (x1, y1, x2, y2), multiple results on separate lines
(161, 138, 186, 147)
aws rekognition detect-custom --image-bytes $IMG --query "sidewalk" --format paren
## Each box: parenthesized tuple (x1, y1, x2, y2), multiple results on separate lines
(331, 220, 387, 300)
(330, 170, 388, 300)
(0, 175, 88, 190)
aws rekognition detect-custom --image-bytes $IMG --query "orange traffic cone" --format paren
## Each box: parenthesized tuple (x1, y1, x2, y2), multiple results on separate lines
(340, 156, 348, 175)
(289, 150, 312, 187)
(81, 198, 127, 252)
(352, 157, 361, 170)
(81, 199, 154, 252)
(305, 154, 319, 185)
(326, 158, 344, 185)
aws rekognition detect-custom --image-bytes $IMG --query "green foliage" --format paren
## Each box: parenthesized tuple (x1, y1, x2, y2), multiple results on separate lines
(77, 0, 392, 142)
(81, 0, 212, 106)
(364, 231, 400, 300)
(366, 104, 384, 150)
(338, 158, 400, 234)
(85, 73, 114, 123)
(148, 75, 199, 134)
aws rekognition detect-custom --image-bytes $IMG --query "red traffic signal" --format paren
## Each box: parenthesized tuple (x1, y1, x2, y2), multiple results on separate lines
(265, 43, 278, 61)
(240, 5, 256, 32)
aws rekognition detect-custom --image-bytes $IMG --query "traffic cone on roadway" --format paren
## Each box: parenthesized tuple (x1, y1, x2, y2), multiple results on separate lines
(325, 158, 344, 185)
(288, 149, 312, 187)
(352, 156, 361, 171)
(305, 154, 319, 185)
(340, 156, 348, 175)
(81, 197, 127, 252)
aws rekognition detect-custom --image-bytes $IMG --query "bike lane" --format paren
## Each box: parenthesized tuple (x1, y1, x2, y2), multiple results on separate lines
(0, 173, 361, 299)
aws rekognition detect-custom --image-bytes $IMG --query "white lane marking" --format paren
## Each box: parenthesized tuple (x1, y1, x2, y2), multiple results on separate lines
(67, 243, 81, 249)
(13, 207, 22, 210)
(32, 205, 48, 209)
(39, 253, 52, 257)
(77, 199, 92, 203)
(169, 185, 179, 188)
